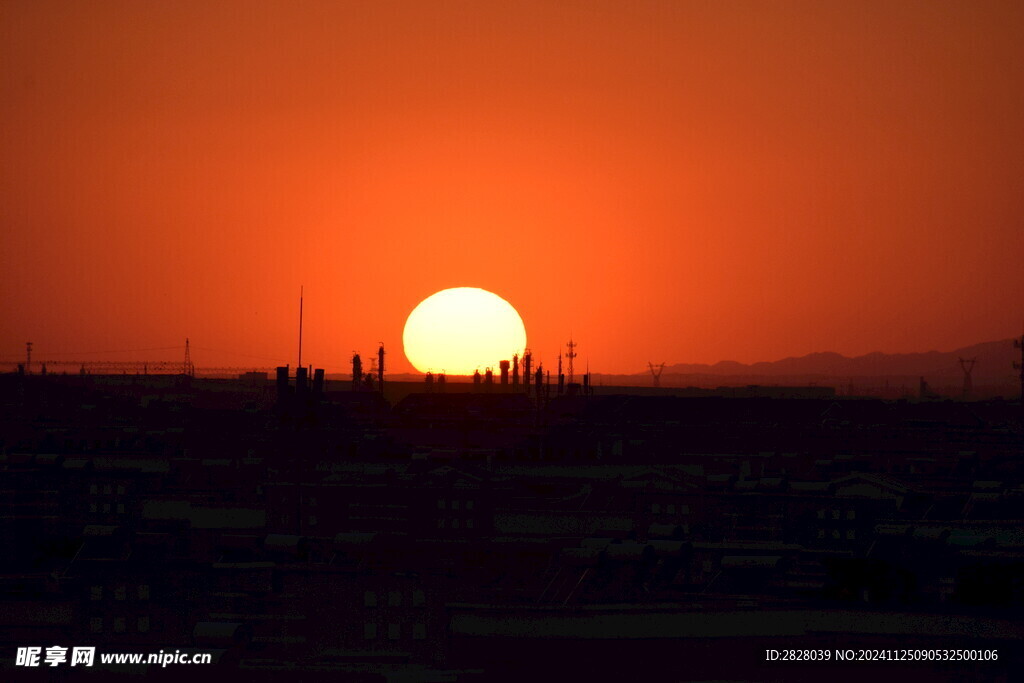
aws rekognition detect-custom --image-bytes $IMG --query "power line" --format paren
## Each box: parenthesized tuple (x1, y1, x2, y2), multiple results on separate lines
(191, 347, 289, 363)
(0, 345, 182, 359)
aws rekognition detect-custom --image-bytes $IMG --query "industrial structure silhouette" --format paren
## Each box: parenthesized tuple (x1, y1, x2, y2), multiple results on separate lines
(2, 338, 1024, 680)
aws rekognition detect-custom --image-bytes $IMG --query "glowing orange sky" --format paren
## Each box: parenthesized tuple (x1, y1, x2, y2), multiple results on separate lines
(2, 1, 1023, 374)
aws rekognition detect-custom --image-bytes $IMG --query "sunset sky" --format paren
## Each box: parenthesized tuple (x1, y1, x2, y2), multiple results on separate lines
(2, 1, 1023, 375)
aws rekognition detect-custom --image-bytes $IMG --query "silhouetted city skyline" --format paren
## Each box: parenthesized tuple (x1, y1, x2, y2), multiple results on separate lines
(2, 368, 1023, 679)
(3, 2, 1024, 679)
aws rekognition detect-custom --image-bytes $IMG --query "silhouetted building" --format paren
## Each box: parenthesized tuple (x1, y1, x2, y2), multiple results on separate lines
(2, 373, 1023, 680)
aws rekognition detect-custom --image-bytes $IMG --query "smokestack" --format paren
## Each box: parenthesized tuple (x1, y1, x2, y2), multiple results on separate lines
(473, 369, 481, 389)
(352, 353, 362, 390)
(313, 368, 325, 395)
(499, 360, 510, 386)
(524, 351, 532, 391)
(485, 368, 493, 390)
(295, 366, 308, 397)
(377, 344, 385, 393)
(512, 354, 519, 387)
(276, 366, 290, 403)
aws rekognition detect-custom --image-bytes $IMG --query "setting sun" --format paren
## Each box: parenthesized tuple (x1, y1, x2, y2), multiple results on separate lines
(402, 287, 527, 375)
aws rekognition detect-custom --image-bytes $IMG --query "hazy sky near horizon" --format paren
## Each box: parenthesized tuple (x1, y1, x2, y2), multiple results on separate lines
(2, 1, 1023, 374)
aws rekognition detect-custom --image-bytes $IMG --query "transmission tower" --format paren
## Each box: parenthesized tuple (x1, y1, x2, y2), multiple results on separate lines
(958, 357, 976, 400)
(183, 338, 195, 377)
(649, 361, 665, 388)
(566, 339, 578, 384)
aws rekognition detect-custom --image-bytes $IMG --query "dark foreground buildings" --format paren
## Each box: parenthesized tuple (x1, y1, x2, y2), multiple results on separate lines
(1, 372, 1023, 681)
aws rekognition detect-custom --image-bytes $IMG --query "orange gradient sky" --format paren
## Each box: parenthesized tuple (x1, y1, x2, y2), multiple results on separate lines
(2, 1, 1023, 375)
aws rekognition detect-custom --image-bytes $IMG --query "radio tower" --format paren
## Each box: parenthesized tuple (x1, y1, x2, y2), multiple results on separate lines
(649, 361, 665, 388)
(566, 339, 578, 384)
(958, 357, 976, 400)
(183, 338, 195, 377)
(297, 286, 304, 370)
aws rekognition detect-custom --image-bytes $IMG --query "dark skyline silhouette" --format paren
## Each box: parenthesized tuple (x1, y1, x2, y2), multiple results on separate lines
(7, 336, 1021, 402)
(3, 2, 1024, 679)
(2, 369, 1023, 679)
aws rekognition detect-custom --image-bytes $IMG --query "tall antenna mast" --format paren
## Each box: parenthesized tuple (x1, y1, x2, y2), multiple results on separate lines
(184, 338, 194, 377)
(566, 339, 578, 384)
(298, 286, 304, 370)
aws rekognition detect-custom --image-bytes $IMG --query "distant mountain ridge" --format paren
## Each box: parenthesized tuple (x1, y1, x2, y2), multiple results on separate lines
(650, 339, 1019, 384)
